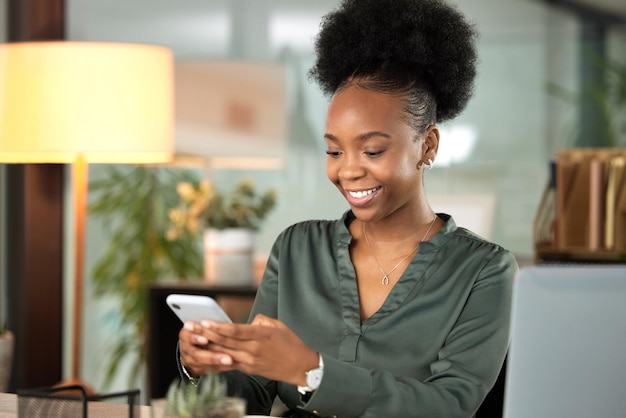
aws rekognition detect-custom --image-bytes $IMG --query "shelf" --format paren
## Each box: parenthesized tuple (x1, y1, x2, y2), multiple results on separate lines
(536, 245, 626, 263)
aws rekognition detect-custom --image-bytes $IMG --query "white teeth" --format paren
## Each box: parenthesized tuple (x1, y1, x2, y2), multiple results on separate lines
(349, 188, 376, 199)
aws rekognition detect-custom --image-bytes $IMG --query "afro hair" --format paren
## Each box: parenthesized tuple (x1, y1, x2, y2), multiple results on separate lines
(309, 0, 478, 123)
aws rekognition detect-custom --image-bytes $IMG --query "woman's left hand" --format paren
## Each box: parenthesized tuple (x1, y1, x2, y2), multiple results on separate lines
(200, 314, 319, 386)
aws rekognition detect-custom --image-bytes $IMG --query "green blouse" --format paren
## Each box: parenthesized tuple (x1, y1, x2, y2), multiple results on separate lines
(185, 211, 518, 417)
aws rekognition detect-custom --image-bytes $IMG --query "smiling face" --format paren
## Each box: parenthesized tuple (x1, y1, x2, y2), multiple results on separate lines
(325, 84, 438, 223)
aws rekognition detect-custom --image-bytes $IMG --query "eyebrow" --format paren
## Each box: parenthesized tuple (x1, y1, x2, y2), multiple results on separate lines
(324, 131, 392, 142)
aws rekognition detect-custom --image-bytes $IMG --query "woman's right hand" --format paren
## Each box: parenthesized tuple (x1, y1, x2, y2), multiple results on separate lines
(178, 321, 234, 377)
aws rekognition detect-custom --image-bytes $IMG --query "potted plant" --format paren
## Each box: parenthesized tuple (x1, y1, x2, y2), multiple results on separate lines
(167, 179, 277, 286)
(162, 374, 246, 418)
(0, 315, 13, 393)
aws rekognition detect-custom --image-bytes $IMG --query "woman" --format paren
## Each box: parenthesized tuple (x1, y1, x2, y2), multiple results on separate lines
(177, 0, 518, 416)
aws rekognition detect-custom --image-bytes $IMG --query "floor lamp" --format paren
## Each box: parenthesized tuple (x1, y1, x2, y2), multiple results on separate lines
(0, 42, 174, 392)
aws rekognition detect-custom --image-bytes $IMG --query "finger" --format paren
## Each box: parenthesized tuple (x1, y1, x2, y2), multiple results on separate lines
(200, 327, 245, 352)
(200, 324, 269, 356)
(181, 342, 235, 368)
(250, 314, 283, 328)
(211, 344, 283, 379)
(201, 320, 265, 341)
(210, 344, 256, 369)
(179, 342, 211, 376)
(199, 329, 266, 369)
(180, 321, 213, 346)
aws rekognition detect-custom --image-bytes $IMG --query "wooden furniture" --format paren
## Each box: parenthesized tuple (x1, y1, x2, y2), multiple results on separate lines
(534, 148, 626, 263)
(147, 281, 257, 400)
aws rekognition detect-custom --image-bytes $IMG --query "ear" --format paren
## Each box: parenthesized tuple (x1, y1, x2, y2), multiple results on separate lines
(422, 125, 439, 163)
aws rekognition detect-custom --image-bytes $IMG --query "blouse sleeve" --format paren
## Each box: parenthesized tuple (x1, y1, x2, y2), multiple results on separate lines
(304, 249, 518, 418)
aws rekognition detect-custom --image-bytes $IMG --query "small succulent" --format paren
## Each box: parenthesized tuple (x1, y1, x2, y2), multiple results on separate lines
(164, 374, 245, 418)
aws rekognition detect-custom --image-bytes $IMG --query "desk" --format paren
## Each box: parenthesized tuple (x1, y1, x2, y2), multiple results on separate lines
(0, 393, 151, 417)
(147, 281, 257, 400)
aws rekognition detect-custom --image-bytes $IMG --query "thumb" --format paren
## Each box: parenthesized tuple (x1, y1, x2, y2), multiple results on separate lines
(251, 313, 282, 328)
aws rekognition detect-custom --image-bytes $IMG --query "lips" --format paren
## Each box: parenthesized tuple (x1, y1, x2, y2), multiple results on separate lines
(344, 186, 380, 207)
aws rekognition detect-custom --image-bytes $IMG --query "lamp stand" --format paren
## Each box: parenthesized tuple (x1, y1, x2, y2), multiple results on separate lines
(54, 157, 94, 396)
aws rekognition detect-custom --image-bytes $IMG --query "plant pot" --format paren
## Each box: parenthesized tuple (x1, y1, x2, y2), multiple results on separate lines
(0, 330, 14, 392)
(203, 228, 255, 286)
(161, 396, 246, 418)
(203, 397, 246, 418)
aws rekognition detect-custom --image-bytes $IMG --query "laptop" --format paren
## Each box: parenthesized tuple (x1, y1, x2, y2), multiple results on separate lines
(503, 265, 626, 418)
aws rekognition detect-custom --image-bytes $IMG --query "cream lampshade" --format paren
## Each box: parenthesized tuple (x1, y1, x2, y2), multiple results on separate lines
(0, 41, 174, 391)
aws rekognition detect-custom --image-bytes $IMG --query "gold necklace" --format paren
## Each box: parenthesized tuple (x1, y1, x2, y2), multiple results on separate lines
(362, 215, 437, 285)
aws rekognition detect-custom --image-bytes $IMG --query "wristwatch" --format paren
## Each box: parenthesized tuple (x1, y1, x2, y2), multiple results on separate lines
(297, 354, 324, 394)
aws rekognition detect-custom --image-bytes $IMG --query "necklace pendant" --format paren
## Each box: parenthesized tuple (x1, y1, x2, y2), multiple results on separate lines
(363, 216, 437, 288)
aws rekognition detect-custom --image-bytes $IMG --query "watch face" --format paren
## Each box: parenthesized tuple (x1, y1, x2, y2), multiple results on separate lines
(306, 368, 323, 390)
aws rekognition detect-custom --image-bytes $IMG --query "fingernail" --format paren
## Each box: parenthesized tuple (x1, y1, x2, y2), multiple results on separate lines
(219, 356, 232, 365)
(201, 320, 212, 328)
(196, 336, 208, 345)
(184, 322, 194, 331)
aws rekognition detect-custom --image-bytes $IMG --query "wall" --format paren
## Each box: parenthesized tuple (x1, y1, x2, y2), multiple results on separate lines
(63, 0, 626, 400)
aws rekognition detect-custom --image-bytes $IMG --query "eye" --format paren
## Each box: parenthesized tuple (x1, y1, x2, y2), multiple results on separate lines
(364, 150, 385, 158)
(325, 150, 342, 157)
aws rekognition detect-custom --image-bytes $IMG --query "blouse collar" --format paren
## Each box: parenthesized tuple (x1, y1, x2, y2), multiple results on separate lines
(337, 209, 458, 252)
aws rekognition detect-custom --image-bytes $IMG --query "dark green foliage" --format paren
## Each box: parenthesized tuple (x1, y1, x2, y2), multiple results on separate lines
(547, 52, 626, 148)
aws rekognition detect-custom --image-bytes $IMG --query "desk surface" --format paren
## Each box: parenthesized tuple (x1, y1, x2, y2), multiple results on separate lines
(1, 393, 278, 417)
(0, 393, 152, 418)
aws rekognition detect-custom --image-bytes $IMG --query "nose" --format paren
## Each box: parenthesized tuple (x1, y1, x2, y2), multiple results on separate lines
(337, 152, 366, 181)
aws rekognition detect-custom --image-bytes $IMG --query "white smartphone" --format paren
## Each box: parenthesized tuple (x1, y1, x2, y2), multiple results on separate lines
(166, 294, 232, 324)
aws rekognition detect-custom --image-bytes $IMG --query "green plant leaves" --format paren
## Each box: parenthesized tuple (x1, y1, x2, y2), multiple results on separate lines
(89, 166, 203, 389)
(168, 179, 278, 234)
(547, 50, 625, 148)
(164, 374, 228, 417)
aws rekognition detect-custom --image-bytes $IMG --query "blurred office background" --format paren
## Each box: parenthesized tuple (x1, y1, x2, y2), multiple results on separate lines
(1, 0, 625, 399)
